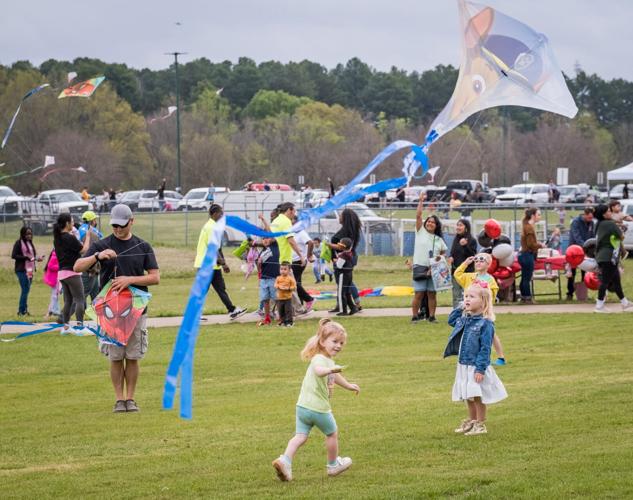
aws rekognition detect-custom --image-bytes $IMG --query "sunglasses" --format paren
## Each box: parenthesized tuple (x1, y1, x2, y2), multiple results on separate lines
(111, 221, 130, 229)
(473, 256, 489, 263)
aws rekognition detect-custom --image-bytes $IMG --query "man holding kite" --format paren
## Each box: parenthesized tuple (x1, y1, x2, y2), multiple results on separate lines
(75, 204, 159, 413)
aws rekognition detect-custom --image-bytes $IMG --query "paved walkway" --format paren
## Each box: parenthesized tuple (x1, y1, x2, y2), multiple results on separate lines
(1, 303, 621, 334)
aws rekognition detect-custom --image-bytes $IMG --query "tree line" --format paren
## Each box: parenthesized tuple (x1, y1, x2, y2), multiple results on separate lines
(1, 57, 632, 193)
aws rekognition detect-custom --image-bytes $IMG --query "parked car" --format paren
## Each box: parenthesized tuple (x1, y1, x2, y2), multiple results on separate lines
(608, 183, 631, 200)
(403, 185, 440, 205)
(308, 202, 394, 236)
(116, 190, 143, 211)
(426, 179, 496, 203)
(177, 187, 229, 211)
(494, 183, 550, 204)
(558, 185, 586, 203)
(21, 189, 91, 234)
(618, 200, 633, 251)
(490, 187, 509, 197)
(136, 190, 183, 211)
(0, 185, 25, 219)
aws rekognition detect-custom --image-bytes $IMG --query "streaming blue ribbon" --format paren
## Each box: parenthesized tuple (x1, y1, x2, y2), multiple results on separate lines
(1, 84, 50, 149)
(0, 321, 63, 342)
(162, 140, 423, 419)
(163, 217, 225, 418)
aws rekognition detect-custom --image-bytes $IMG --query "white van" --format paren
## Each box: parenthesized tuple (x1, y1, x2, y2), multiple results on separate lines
(215, 190, 298, 243)
(177, 187, 229, 211)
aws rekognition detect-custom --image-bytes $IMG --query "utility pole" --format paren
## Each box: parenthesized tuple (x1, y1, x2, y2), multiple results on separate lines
(501, 107, 507, 187)
(166, 51, 187, 192)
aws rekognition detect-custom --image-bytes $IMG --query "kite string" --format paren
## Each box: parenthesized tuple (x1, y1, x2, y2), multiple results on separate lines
(436, 112, 483, 185)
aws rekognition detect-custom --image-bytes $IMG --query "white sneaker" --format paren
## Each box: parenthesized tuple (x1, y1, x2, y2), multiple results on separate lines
(464, 421, 487, 436)
(327, 456, 352, 477)
(73, 326, 95, 337)
(622, 301, 633, 311)
(454, 419, 475, 434)
(272, 456, 292, 481)
(229, 306, 248, 320)
(594, 305, 609, 313)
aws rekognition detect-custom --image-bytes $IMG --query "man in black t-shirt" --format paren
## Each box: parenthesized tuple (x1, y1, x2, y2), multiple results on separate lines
(74, 204, 159, 413)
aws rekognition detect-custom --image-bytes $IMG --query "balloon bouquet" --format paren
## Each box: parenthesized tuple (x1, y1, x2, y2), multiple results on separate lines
(476, 219, 518, 299)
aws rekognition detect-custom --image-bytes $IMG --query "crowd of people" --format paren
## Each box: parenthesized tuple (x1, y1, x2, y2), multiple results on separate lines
(6, 189, 633, 485)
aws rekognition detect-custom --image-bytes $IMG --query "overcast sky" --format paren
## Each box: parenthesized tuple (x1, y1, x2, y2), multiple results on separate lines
(1, 0, 631, 80)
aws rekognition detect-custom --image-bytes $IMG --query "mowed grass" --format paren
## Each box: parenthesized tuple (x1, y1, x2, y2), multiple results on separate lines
(1, 314, 633, 498)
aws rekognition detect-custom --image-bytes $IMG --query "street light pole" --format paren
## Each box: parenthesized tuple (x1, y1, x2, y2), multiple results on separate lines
(166, 51, 187, 192)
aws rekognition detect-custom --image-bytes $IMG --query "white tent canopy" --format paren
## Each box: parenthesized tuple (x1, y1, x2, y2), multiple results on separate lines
(607, 162, 633, 181)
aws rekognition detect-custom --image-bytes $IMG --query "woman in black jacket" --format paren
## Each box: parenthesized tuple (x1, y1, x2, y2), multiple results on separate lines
(593, 204, 632, 312)
(326, 208, 362, 314)
(53, 213, 90, 332)
(448, 218, 477, 307)
(11, 226, 43, 316)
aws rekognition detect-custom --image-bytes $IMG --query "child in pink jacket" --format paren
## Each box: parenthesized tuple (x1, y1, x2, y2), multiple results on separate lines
(43, 249, 61, 320)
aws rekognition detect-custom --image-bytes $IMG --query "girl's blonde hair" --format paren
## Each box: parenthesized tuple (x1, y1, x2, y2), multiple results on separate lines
(466, 282, 496, 321)
(301, 318, 347, 361)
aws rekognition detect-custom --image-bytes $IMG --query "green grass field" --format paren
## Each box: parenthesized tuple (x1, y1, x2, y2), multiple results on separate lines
(2, 314, 632, 498)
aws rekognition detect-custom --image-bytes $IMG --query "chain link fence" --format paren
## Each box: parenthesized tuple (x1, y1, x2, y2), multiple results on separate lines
(0, 201, 597, 254)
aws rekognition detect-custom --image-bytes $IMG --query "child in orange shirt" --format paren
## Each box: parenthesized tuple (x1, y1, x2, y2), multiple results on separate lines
(275, 261, 297, 327)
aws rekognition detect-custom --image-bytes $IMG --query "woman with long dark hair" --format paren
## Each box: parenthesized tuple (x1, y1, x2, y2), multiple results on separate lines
(593, 204, 632, 312)
(11, 226, 43, 316)
(53, 213, 90, 333)
(448, 218, 477, 307)
(518, 208, 543, 304)
(411, 194, 447, 323)
(326, 208, 362, 315)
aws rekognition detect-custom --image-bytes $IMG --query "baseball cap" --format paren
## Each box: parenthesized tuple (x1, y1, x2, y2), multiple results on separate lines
(82, 210, 98, 222)
(110, 204, 133, 225)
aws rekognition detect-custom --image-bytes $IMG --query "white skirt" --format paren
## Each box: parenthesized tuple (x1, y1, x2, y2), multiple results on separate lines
(452, 363, 508, 404)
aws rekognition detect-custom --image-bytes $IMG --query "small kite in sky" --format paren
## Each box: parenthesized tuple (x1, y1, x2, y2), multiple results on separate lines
(58, 76, 106, 99)
(148, 106, 178, 124)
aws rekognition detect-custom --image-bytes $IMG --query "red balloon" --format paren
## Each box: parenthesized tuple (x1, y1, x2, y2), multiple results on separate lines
(565, 244, 585, 268)
(510, 260, 522, 274)
(584, 271, 600, 290)
(488, 257, 498, 274)
(484, 219, 502, 239)
(494, 268, 511, 279)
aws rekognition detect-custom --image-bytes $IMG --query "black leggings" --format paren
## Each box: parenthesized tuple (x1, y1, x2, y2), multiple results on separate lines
(61, 275, 85, 324)
(598, 261, 624, 301)
(336, 269, 355, 313)
(291, 262, 313, 304)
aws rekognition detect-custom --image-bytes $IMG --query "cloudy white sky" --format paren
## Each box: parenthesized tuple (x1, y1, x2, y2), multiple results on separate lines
(1, 0, 631, 80)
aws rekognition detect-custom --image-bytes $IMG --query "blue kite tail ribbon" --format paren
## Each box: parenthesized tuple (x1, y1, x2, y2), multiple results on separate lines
(163, 216, 226, 419)
(162, 141, 415, 419)
(0, 321, 64, 342)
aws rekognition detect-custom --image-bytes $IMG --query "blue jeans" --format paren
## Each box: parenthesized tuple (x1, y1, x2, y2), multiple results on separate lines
(16, 270, 31, 314)
(518, 252, 535, 298)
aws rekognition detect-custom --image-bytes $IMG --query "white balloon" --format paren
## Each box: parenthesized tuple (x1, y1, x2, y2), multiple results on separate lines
(578, 258, 598, 272)
(492, 243, 513, 260)
(499, 253, 515, 268)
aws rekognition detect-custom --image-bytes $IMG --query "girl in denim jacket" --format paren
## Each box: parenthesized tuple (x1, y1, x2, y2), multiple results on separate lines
(444, 282, 507, 435)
